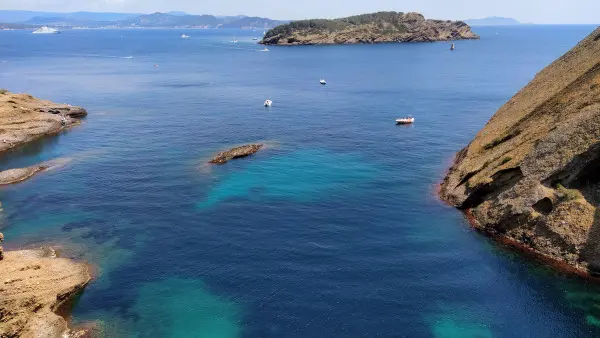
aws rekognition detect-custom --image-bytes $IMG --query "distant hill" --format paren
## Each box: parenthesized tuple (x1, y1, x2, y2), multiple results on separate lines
(0, 10, 285, 29)
(464, 17, 520, 26)
(261, 12, 479, 45)
(120, 13, 285, 28)
(121, 12, 220, 27)
(0, 10, 141, 23)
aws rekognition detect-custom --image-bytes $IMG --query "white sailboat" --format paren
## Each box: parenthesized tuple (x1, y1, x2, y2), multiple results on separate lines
(231, 36, 238, 43)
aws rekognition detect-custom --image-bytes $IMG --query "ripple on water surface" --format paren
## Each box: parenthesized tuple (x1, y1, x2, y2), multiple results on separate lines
(197, 149, 381, 209)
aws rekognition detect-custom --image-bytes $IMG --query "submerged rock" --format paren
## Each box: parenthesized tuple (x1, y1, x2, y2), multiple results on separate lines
(440, 28, 600, 275)
(0, 247, 91, 337)
(0, 165, 47, 185)
(209, 144, 263, 164)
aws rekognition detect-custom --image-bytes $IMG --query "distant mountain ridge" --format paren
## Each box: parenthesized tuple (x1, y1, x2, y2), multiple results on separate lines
(464, 17, 521, 26)
(0, 10, 286, 29)
(0, 10, 142, 23)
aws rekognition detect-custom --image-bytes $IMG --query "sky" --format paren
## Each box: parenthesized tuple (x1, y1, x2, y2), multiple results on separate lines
(1, 0, 600, 24)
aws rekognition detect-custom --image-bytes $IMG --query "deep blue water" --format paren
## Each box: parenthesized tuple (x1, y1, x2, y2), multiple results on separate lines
(1, 25, 600, 337)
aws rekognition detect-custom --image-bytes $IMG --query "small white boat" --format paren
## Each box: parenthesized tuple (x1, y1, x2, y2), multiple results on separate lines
(252, 37, 258, 40)
(32, 26, 59, 34)
(181, 34, 190, 39)
(260, 47, 269, 52)
(319, 79, 327, 85)
(264, 99, 273, 107)
(396, 116, 415, 125)
(231, 37, 238, 43)
(450, 42, 455, 51)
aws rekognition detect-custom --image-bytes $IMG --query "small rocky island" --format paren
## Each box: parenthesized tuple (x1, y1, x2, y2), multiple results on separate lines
(209, 144, 263, 164)
(259, 12, 479, 45)
(440, 27, 600, 276)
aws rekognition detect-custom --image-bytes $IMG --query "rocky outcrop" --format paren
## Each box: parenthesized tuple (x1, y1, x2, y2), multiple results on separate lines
(209, 144, 263, 164)
(0, 90, 87, 154)
(0, 165, 47, 185)
(0, 246, 91, 337)
(260, 12, 478, 45)
(440, 27, 600, 275)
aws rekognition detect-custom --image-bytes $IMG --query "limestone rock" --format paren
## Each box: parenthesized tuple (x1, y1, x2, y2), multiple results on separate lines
(440, 27, 600, 274)
(0, 249, 91, 337)
(0, 91, 87, 154)
(0, 165, 47, 185)
(209, 144, 263, 164)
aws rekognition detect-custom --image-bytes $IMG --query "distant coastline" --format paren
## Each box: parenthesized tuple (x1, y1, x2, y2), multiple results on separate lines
(0, 10, 287, 30)
(464, 16, 521, 26)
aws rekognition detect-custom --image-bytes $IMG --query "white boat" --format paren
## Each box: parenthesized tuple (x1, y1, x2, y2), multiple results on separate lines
(231, 37, 238, 43)
(396, 116, 415, 125)
(450, 42, 455, 51)
(260, 47, 269, 52)
(181, 34, 190, 39)
(32, 26, 60, 34)
(319, 79, 327, 85)
(252, 37, 258, 40)
(264, 99, 273, 107)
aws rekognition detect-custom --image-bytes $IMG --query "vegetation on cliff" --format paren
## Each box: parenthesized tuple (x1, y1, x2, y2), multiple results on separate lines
(440, 27, 600, 275)
(260, 12, 479, 45)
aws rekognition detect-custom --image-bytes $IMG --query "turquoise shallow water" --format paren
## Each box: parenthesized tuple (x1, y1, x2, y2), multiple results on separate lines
(1, 26, 600, 337)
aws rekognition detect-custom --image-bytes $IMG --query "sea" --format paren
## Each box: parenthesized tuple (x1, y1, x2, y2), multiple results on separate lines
(1, 25, 600, 337)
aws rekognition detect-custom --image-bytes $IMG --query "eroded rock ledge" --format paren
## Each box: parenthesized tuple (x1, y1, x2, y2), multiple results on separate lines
(0, 165, 47, 185)
(0, 89, 87, 154)
(0, 246, 91, 337)
(440, 27, 600, 275)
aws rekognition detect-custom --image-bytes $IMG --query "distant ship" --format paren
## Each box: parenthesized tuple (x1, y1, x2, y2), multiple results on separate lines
(181, 34, 190, 39)
(32, 26, 60, 34)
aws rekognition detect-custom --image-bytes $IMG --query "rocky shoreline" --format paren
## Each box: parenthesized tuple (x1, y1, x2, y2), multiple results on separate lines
(0, 90, 91, 337)
(260, 12, 479, 45)
(0, 244, 91, 337)
(440, 27, 600, 276)
(0, 89, 87, 154)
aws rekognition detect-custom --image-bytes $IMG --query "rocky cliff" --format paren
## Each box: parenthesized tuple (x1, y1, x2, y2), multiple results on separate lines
(440, 27, 600, 275)
(260, 12, 478, 45)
